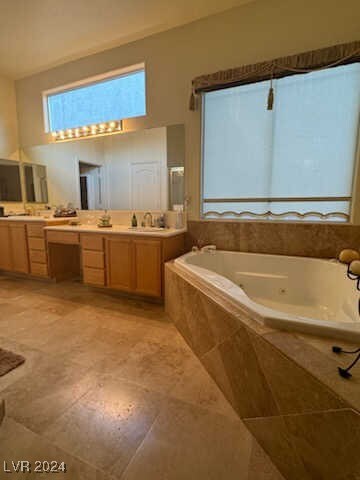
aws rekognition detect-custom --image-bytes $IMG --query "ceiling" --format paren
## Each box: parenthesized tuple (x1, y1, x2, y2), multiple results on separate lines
(0, 0, 254, 79)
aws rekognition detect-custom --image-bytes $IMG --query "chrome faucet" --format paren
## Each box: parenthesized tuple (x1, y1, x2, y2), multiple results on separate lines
(143, 212, 153, 227)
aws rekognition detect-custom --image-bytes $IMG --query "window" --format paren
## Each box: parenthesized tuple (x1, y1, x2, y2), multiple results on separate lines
(202, 63, 360, 222)
(43, 63, 146, 132)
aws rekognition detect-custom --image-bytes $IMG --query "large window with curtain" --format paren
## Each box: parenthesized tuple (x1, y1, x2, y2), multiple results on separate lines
(202, 63, 360, 222)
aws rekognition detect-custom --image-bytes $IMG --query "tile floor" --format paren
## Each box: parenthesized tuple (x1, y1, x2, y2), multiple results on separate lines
(0, 274, 284, 479)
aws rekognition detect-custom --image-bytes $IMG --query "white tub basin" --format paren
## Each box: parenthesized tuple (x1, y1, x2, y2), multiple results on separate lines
(175, 250, 360, 342)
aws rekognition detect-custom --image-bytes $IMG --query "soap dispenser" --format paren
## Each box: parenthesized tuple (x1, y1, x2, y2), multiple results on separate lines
(131, 213, 138, 227)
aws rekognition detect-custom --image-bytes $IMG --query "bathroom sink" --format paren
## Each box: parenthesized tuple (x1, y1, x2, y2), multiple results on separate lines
(128, 227, 165, 232)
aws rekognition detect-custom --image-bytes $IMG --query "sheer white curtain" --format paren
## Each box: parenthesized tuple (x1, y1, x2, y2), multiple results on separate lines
(202, 63, 360, 221)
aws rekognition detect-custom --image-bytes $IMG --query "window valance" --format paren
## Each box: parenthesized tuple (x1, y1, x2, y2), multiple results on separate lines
(189, 40, 360, 110)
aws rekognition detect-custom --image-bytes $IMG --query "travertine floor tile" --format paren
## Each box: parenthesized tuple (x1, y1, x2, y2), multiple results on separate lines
(0, 416, 113, 479)
(2, 309, 61, 339)
(0, 276, 281, 480)
(44, 376, 165, 475)
(113, 339, 193, 394)
(0, 301, 27, 317)
(120, 398, 252, 480)
(13, 292, 84, 317)
(0, 356, 97, 433)
(169, 355, 238, 420)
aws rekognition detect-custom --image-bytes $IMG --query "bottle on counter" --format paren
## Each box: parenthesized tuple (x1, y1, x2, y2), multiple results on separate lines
(131, 213, 138, 227)
(159, 213, 165, 228)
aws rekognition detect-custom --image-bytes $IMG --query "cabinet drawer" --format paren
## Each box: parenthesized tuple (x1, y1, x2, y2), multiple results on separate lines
(29, 249, 47, 264)
(30, 262, 48, 277)
(82, 250, 104, 269)
(47, 231, 79, 244)
(28, 237, 46, 251)
(27, 224, 44, 238)
(81, 234, 103, 251)
(83, 267, 105, 286)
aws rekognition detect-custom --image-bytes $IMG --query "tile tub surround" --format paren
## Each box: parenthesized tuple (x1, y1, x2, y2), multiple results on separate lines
(186, 220, 360, 258)
(165, 263, 360, 480)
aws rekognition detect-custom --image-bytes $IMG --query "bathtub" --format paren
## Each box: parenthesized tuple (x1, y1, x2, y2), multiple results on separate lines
(174, 250, 360, 342)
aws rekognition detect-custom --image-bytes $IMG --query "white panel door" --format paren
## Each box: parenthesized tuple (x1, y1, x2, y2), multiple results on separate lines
(131, 162, 161, 210)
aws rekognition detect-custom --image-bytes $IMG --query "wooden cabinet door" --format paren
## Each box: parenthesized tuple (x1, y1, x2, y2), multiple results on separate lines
(133, 239, 162, 297)
(9, 224, 29, 273)
(105, 237, 134, 291)
(0, 223, 12, 271)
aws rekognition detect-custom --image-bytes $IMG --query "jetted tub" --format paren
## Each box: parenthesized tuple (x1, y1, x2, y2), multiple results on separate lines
(175, 250, 360, 342)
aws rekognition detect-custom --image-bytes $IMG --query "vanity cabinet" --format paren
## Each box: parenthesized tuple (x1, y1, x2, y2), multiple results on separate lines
(133, 239, 162, 296)
(0, 223, 12, 271)
(105, 237, 134, 292)
(104, 235, 182, 298)
(0, 222, 29, 273)
(0, 219, 68, 278)
(9, 223, 29, 274)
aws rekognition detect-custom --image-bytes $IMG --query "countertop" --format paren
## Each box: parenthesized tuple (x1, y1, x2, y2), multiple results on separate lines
(45, 224, 187, 237)
(0, 216, 69, 223)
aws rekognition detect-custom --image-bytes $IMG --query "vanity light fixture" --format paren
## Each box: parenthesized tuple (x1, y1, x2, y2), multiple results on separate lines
(51, 120, 123, 142)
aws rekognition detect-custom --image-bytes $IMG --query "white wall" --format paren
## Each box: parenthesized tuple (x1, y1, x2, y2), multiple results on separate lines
(0, 74, 18, 160)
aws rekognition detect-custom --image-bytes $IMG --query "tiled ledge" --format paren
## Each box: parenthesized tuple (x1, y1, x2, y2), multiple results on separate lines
(165, 262, 360, 480)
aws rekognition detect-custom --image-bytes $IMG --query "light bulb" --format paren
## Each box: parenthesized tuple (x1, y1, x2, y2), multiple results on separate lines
(109, 121, 116, 128)
(99, 123, 106, 130)
(51, 131, 57, 138)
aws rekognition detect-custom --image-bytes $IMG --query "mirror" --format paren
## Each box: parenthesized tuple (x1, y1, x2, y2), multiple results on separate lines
(23, 163, 48, 203)
(0, 159, 22, 201)
(20, 124, 185, 211)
